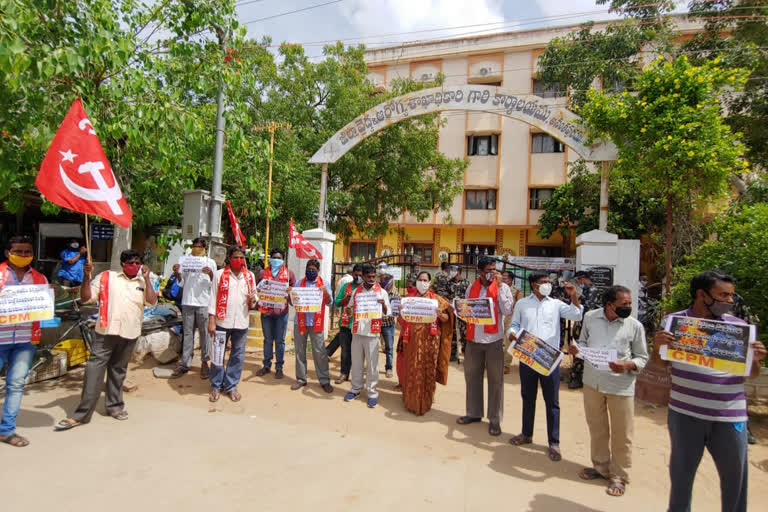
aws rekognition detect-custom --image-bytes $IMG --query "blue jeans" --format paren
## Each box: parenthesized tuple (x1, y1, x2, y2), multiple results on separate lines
(520, 362, 560, 446)
(0, 343, 36, 436)
(381, 324, 395, 371)
(261, 313, 288, 371)
(209, 328, 248, 392)
(667, 409, 748, 512)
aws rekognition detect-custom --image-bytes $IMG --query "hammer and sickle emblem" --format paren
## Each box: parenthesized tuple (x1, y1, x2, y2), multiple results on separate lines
(78, 118, 96, 135)
(59, 161, 124, 215)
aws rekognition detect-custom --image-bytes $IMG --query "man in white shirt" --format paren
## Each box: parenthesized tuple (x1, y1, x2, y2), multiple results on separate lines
(171, 237, 217, 379)
(507, 271, 582, 461)
(206, 246, 256, 403)
(456, 256, 515, 437)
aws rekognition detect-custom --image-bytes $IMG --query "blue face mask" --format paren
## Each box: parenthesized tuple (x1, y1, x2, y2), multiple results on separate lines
(305, 269, 318, 281)
(269, 258, 283, 273)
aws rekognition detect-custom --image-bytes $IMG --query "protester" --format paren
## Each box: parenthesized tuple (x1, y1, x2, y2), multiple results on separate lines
(327, 264, 363, 383)
(0, 236, 49, 447)
(432, 261, 451, 297)
(288, 259, 333, 393)
(336, 264, 354, 293)
(654, 270, 766, 512)
(406, 258, 422, 285)
(568, 270, 600, 389)
(206, 246, 256, 402)
(57, 238, 87, 287)
(255, 248, 295, 379)
(507, 271, 582, 461)
(398, 271, 453, 415)
(344, 263, 390, 408)
(377, 262, 397, 378)
(56, 250, 157, 431)
(456, 256, 515, 436)
(569, 285, 648, 497)
(170, 238, 216, 379)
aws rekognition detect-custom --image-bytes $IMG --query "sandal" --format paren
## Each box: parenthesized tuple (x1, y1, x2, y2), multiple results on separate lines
(228, 389, 242, 402)
(209, 389, 221, 402)
(488, 423, 502, 436)
(579, 468, 607, 481)
(606, 479, 626, 497)
(110, 410, 129, 421)
(54, 418, 82, 431)
(456, 416, 482, 425)
(548, 445, 562, 462)
(200, 362, 210, 380)
(0, 433, 29, 447)
(509, 434, 532, 446)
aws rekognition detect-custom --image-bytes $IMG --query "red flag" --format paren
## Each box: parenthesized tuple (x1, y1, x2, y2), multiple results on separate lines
(226, 200, 246, 246)
(35, 99, 132, 228)
(289, 220, 321, 259)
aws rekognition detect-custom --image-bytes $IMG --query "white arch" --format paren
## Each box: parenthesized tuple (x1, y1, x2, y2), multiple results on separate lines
(309, 85, 617, 164)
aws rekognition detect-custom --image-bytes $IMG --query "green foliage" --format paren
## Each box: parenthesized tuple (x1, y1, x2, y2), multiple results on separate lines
(667, 204, 768, 337)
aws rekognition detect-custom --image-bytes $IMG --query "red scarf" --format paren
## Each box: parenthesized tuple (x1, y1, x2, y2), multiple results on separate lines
(465, 278, 499, 341)
(216, 266, 255, 321)
(98, 271, 110, 328)
(401, 289, 439, 342)
(296, 275, 326, 334)
(352, 282, 383, 334)
(0, 262, 47, 344)
(257, 265, 290, 314)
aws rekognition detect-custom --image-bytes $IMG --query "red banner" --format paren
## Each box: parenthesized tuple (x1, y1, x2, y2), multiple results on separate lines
(289, 220, 321, 259)
(226, 200, 246, 247)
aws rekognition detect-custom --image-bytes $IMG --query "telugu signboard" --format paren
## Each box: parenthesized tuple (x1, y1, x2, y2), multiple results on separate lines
(399, 297, 438, 324)
(257, 280, 289, 309)
(0, 285, 55, 326)
(508, 330, 563, 376)
(290, 287, 324, 313)
(453, 298, 496, 326)
(354, 291, 382, 321)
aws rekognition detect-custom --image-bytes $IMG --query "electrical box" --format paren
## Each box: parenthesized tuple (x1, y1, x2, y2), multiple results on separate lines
(182, 189, 224, 240)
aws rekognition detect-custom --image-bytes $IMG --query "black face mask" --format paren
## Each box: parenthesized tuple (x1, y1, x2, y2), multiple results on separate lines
(615, 306, 632, 319)
(705, 291, 733, 317)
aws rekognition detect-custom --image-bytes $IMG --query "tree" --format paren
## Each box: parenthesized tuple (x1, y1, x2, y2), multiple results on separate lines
(667, 203, 768, 338)
(578, 55, 749, 293)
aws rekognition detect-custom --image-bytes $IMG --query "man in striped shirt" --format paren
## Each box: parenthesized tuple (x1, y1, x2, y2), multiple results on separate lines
(655, 270, 766, 512)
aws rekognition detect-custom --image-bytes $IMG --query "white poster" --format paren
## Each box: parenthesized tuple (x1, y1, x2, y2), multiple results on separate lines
(212, 331, 227, 367)
(0, 285, 54, 326)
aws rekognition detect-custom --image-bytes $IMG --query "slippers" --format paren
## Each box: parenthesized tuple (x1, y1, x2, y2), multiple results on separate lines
(456, 416, 482, 425)
(579, 468, 607, 481)
(509, 434, 532, 446)
(54, 418, 82, 432)
(0, 433, 29, 447)
(548, 445, 562, 462)
(209, 389, 221, 402)
(228, 389, 242, 402)
(110, 410, 128, 421)
(607, 479, 626, 497)
(489, 423, 502, 436)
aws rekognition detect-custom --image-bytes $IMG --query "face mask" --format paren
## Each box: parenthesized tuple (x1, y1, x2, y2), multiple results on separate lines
(191, 247, 205, 257)
(305, 269, 318, 281)
(640, 279, 648, 286)
(615, 306, 632, 318)
(483, 272, 494, 282)
(538, 283, 552, 297)
(230, 258, 245, 271)
(416, 281, 430, 295)
(354, 276, 363, 285)
(123, 263, 141, 277)
(8, 254, 33, 268)
(70, 243, 79, 249)
(449, 270, 458, 279)
(705, 292, 733, 317)
(269, 258, 283, 272)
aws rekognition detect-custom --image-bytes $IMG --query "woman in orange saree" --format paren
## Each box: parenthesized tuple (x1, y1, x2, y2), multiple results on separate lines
(397, 271, 454, 415)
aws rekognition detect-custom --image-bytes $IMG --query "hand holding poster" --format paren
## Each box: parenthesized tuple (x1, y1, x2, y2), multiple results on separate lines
(211, 331, 227, 367)
(452, 298, 496, 325)
(290, 287, 324, 313)
(508, 330, 563, 376)
(660, 315, 755, 376)
(354, 291, 382, 320)
(0, 285, 55, 326)
(257, 280, 289, 309)
(400, 297, 438, 324)
(390, 297, 401, 316)
(179, 256, 208, 274)
(574, 344, 618, 371)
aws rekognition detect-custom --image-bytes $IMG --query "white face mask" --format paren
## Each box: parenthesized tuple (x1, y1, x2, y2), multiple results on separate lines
(416, 281, 430, 295)
(538, 283, 552, 297)
(70, 243, 79, 249)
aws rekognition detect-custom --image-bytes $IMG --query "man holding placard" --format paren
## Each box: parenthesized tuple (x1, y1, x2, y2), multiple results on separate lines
(344, 264, 390, 408)
(569, 285, 648, 497)
(255, 248, 295, 380)
(455, 256, 515, 437)
(654, 270, 766, 512)
(0, 236, 51, 447)
(287, 259, 333, 393)
(170, 237, 217, 380)
(327, 264, 363, 384)
(507, 271, 582, 461)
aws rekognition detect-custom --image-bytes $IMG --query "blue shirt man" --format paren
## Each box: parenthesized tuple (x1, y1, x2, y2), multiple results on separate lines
(57, 240, 87, 285)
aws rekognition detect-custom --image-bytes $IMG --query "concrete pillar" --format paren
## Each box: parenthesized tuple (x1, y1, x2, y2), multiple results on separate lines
(575, 230, 640, 318)
(287, 228, 337, 339)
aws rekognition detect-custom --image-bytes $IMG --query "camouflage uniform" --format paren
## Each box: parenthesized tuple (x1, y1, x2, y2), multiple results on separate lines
(432, 271, 451, 299)
(568, 285, 603, 388)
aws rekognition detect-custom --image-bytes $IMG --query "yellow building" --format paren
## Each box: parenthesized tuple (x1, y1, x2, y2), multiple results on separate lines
(333, 19, 700, 268)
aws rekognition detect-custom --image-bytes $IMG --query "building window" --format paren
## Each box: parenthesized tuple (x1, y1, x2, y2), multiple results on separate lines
(467, 134, 499, 156)
(529, 188, 555, 210)
(531, 133, 565, 153)
(404, 243, 433, 265)
(465, 189, 497, 210)
(527, 245, 563, 257)
(532, 79, 564, 98)
(349, 242, 376, 261)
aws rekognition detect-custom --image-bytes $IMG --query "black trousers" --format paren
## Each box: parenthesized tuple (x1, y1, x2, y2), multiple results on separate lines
(326, 326, 352, 376)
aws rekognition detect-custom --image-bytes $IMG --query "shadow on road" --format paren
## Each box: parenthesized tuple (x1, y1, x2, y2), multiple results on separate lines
(526, 494, 603, 512)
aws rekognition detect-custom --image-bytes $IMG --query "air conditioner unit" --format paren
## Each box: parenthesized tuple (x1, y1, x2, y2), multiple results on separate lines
(480, 67, 491, 76)
(420, 73, 433, 81)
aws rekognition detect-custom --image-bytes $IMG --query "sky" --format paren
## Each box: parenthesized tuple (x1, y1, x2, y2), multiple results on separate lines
(236, 0, 625, 59)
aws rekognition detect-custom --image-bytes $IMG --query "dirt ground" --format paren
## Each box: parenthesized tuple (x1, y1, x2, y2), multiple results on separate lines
(2, 348, 767, 512)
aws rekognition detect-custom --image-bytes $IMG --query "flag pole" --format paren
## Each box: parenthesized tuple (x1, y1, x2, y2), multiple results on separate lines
(252, 121, 290, 260)
(84, 214, 92, 265)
